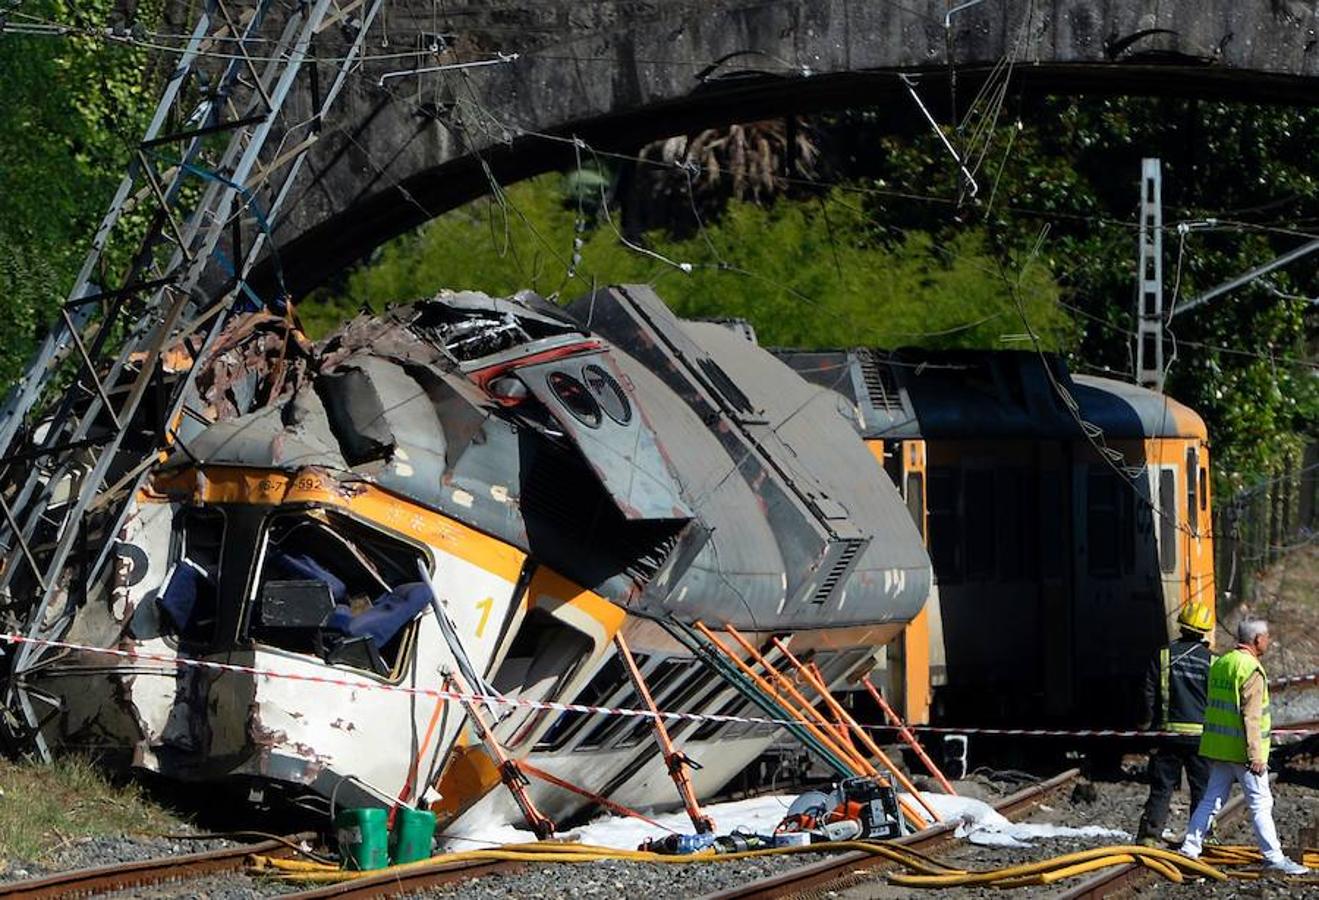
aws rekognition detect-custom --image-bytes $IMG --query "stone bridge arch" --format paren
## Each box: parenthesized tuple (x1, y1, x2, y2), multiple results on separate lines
(257, 0, 1319, 296)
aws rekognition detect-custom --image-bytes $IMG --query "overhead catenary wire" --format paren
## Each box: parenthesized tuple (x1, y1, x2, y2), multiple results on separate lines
(15, 0, 1313, 551)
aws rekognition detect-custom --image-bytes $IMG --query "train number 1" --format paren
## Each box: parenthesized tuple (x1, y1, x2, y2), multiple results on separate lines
(474, 597, 494, 639)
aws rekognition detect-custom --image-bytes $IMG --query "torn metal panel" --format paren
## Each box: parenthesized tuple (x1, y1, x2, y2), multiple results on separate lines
(192, 313, 316, 423)
(184, 404, 349, 471)
(315, 367, 396, 465)
(516, 353, 690, 521)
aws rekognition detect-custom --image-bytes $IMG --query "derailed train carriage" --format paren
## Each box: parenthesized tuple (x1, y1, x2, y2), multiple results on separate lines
(35, 285, 931, 826)
(779, 349, 1216, 731)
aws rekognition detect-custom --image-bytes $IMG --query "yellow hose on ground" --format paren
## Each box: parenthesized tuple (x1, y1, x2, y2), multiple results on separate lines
(988, 855, 1136, 888)
(888, 845, 1225, 887)
(250, 840, 965, 884)
(1136, 853, 1184, 883)
(248, 840, 1319, 889)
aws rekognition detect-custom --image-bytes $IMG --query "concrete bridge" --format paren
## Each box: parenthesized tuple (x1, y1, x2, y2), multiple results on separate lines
(250, 0, 1319, 296)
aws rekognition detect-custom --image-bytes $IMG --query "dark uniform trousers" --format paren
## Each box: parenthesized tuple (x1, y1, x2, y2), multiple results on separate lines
(1137, 737, 1211, 840)
(1137, 637, 1212, 841)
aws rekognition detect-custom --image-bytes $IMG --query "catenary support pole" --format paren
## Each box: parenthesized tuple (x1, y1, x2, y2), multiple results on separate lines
(863, 678, 959, 797)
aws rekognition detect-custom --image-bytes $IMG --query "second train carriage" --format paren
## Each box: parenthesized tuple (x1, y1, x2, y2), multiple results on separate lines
(780, 349, 1216, 729)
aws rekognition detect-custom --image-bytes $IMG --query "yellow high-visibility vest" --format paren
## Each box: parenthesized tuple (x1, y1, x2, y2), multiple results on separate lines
(1199, 649, 1270, 764)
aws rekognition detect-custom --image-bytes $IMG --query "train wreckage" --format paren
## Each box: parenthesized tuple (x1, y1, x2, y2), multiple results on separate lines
(15, 284, 931, 831)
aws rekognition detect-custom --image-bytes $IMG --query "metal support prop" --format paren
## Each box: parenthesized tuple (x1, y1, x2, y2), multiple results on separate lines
(664, 619, 857, 777)
(712, 624, 877, 778)
(690, 623, 875, 783)
(770, 636, 943, 826)
(614, 634, 715, 834)
(1135, 158, 1164, 390)
(862, 678, 958, 797)
(811, 661, 859, 753)
(445, 673, 555, 840)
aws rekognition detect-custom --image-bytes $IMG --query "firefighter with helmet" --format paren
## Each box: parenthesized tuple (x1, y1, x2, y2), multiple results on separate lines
(1135, 601, 1214, 846)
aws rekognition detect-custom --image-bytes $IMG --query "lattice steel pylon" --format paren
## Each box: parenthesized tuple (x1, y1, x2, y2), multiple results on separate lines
(0, 0, 383, 756)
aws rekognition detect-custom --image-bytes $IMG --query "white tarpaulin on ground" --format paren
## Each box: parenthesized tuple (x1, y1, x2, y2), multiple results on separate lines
(918, 792, 1129, 848)
(442, 788, 1127, 851)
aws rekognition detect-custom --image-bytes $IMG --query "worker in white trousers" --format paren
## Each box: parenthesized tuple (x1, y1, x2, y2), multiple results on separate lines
(1178, 619, 1308, 875)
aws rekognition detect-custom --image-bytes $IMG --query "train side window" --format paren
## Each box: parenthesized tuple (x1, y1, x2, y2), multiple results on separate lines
(1186, 449, 1199, 536)
(926, 468, 961, 583)
(964, 470, 995, 580)
(246, 512, 427, 677)
(690, 692, 746, 741)
(1159, 469, 1178, 573)
(1198, 466, 1208, 513)
(816, 648, 870, 690)
(611, 658, 693, 749)
(904, 472, 925, 541)
(576, 656, 656, 750)
(1086, 467, 1122, 577)
(669, 675, 734, 740)
(535, 653, 630, 752)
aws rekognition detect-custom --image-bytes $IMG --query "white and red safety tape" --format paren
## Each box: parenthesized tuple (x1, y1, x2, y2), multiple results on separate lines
(1270, 670, 1319, 689)
(2, 632, 1315, 740)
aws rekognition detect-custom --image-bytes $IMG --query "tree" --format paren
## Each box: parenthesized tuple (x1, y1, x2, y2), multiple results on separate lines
(0, 0, 163, 381)
(305, 176, 1070, 352)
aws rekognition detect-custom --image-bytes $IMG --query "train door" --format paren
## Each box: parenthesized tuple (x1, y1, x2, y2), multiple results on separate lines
(1183, 443, 1216, 640)
(898, 440, 934, 725)
(1152, 453, 1183, 624)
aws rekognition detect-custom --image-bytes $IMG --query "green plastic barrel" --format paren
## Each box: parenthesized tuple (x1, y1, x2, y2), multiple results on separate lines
(390, 807, 437, 864)
(335, 808, 389, 871)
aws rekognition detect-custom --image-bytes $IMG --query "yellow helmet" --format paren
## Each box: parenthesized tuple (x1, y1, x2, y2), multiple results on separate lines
(1177, 601, 1214, 635)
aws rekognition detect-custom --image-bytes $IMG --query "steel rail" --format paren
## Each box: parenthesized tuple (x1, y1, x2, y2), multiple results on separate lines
(279, 858, 525, 899)
(1053, 790, 1249, 899)
(0, 833, 314, 899)
(702, 767, 1083, 900)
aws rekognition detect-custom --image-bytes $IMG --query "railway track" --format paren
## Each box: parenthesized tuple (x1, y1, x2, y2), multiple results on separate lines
(700, 767, 1083, 900)
(0, 771, 1079, 899)
(1053, 789, 1249, 899)
(0, 833, 315, 899)
(267, 769, 1083, 900)
(279, 857, 524, 898)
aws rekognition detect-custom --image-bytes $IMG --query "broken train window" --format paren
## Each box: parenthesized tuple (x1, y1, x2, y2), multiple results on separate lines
(156, 508, 225, 644)
(490, 607, 595, 749)
(247, 509, 430, 678)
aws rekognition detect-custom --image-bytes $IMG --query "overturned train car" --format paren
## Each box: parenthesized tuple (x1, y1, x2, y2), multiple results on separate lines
(39, 286, 929, 825)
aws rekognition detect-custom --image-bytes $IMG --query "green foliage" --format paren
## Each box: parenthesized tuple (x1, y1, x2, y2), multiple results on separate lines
(306, 178, 1070, 351)
(853, 96, 1318, 485)
(1, 9, 1310, 493)
(0, 0, 163, 381)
